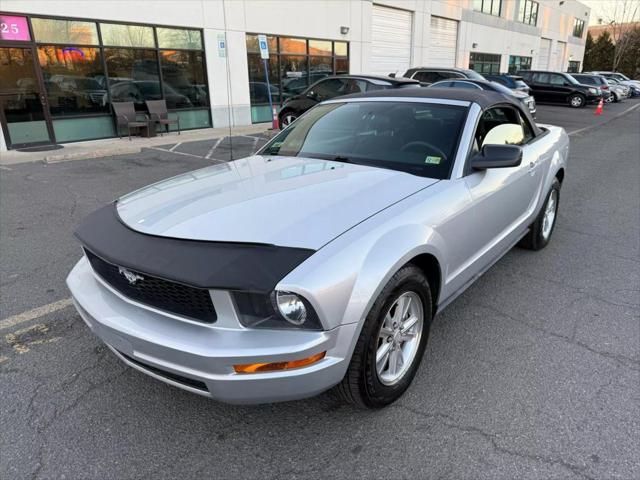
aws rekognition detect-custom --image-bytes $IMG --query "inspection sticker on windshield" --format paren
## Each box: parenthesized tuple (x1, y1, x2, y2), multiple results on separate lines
(425, 156, 442, 165)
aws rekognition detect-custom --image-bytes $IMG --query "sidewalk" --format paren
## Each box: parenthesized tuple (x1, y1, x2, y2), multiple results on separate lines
(0, 123, 272, 166)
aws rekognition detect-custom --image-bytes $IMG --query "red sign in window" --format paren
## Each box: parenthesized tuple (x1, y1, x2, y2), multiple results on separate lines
(0, 15, 31, 41)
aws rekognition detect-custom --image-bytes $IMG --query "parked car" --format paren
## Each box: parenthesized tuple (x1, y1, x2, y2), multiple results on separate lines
(68, 88, 568, 408)
(402, 67, 486, 85)
(429, 78, 536, 117)
(586, 71, 640, 97)
(569, 73, 615, 103)
(517, 70, 601, 108)
(605, 78, 632, 100)
(484, 74, 531, 94)
(277, 74, 420, 127)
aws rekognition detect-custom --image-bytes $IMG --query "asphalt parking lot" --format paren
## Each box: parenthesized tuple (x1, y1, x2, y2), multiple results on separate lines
(1, 100, 639, 479)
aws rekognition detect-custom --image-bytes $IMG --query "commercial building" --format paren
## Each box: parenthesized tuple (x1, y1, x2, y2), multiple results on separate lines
(0, 0, 590, 151)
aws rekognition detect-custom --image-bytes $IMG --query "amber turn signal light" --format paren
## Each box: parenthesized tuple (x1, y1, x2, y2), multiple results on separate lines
(233, 351, 326, 374)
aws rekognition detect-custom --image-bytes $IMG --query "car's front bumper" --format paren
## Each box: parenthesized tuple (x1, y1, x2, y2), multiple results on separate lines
(66, 257, 357, 404)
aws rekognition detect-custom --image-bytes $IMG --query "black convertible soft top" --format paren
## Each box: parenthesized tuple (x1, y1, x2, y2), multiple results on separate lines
(338, 87, 542, 135)
(75, 203, 315, 292)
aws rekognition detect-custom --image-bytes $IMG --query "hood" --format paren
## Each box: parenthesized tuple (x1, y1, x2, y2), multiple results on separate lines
(117, 155, 437, 249)
(510, 89, 530, 99)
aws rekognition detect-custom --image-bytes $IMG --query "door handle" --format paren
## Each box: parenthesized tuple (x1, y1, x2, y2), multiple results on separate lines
(528, 161, 537, 175)
(39, 94, 47, 106)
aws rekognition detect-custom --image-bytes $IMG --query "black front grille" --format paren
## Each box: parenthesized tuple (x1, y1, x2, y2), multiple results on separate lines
(84, 249, 217, 323)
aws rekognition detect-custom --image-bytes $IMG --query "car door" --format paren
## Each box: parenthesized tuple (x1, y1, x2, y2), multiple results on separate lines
(461, 105, 542, 276)
(548, 73, 571, 103)
(531, 72, 551, 102)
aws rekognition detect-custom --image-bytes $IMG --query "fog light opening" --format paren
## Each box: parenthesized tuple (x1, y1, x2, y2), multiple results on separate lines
(233, 351, 326, 374)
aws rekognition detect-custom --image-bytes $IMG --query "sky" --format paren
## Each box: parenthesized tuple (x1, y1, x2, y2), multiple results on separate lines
(580, 0, 640, 26)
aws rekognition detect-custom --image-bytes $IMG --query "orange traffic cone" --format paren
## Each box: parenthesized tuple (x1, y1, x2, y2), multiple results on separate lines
(272, 106, 280, 130)
(595, 98, 603, 116)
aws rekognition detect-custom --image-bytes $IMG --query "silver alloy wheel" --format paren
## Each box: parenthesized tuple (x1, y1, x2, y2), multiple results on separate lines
(605, 94, 614, 103)
(541, 189, 558, 240)
(281, 114, 297, 127)
(375, 291, 424, 386)
(570, 95, 584, 107)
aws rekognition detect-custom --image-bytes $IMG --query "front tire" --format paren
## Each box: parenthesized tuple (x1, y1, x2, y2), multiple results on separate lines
(519, 179, 560, 250)
(569, 94, 586, 108)
(279, 111, 298, 128)
(333, 265, 432, 408)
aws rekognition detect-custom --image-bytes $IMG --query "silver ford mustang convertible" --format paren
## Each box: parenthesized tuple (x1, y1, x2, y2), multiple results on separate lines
(67, 89, 568, 408)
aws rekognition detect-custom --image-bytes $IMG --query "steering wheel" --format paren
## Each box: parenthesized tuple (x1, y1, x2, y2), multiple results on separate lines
(401, 141, 448, 160)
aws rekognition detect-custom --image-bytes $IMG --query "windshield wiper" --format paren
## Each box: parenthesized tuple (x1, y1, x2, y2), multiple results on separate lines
(332, 155, 351, 163)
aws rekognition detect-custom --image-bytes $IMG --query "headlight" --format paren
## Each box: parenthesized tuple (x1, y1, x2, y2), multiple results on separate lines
(589, 88, 598, 94)
(275, 291, 307, 325)
(232, 291, 322, 330)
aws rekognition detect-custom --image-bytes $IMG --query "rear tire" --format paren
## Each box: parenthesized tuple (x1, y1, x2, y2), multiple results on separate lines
(569, 94, 586, 108)
(519, 179, 560, 251)
(333, 265, 432, 408)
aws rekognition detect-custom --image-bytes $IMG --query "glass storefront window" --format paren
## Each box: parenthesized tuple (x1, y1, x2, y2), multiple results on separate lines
(104, 48, 160, 110)
(334, 42, 348, 57)
(245, 34, 350, 123)
(308, 40, 332, 56)
(247, 53, 280, 102)
(160, 50, 209, 108)
(336, 57, 348, 74)
(280, 37, 307, 54)
(508, 55, 532, 74)
(31, 18, 99, 45)
(156, 28, 202, 50)
(469, 52, 501, 74)
(280, 55, 308, 100)
(100, 23, 155, 47)
(246, 34, 277, 53)
(310, 56, 333, 84)
(37, 46, 108, 116)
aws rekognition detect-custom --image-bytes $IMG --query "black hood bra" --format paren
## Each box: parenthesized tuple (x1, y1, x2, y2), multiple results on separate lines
(74, 203, 315, 292)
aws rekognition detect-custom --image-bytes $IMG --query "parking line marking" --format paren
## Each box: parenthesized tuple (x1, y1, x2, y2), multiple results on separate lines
(168, 142, 182, 152)
(147, 147, 205, 160)
(568, 102, 640, 137)
(205, 137, 225, 159)
(0, 298, 73, 331)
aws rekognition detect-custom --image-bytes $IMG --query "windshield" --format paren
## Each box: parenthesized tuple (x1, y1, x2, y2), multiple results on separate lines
(464, 69, 486, 80)
(566, 74, 580, 85)
(260, 101, 468, 179)
(514, 80, 529, 88)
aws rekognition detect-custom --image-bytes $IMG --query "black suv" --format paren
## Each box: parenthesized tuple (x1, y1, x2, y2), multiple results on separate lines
(517, 70, 601, 108)
(402, 67, 485, 85)
(278, 75, 419, 127)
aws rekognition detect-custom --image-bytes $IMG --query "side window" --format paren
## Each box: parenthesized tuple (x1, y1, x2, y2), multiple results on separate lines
(432, 81, 453, 88)
(310, 79, 343, 100)
(549, 74, 566, 86)
(532, 73, 549, 84)
(345, 79, 368, 93)
(413, 71, 440, 83)
(476, 107, 525, 148)
(450, 81, 481, 90)
(366, 82, 388, 91)
(440, 71, 465, 80)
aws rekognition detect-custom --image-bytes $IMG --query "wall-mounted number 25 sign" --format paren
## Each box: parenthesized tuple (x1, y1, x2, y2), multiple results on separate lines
(0, 16, 31, 41)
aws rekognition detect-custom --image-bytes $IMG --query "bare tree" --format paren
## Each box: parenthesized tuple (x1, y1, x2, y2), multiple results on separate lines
(598, 0, 640, 71)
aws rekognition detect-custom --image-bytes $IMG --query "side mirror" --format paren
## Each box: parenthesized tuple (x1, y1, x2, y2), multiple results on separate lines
(306, 90, 320, 101)
(481, 123, 525, 148)
(471, 144, 523, 170)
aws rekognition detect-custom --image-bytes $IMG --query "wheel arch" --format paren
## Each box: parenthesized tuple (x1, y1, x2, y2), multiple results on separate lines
(406, 253, 441, 315)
